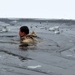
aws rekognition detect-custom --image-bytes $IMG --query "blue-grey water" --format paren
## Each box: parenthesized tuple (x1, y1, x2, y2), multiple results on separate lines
(0, 19, 75, 75)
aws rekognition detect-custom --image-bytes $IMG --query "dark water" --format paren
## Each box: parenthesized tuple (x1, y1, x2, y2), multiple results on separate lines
(0, 19, 75, 75)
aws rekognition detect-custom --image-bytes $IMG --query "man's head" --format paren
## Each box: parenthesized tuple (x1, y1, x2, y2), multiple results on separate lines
(19, 26, 29, 37)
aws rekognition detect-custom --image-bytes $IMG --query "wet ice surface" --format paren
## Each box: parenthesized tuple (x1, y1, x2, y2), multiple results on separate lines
(0, 20, 75, 75)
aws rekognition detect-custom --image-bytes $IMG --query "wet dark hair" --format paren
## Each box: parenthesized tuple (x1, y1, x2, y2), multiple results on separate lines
(20, 26, 29, 34)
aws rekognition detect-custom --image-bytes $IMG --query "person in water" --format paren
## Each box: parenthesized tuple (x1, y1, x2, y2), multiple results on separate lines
(19, 26, 37, 46)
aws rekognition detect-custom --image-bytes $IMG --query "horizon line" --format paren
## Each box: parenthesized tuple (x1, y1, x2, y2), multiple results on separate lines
(0, 17, 75, 20)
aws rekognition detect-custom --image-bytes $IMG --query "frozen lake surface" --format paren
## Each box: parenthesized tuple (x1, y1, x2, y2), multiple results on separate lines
(0, 19, 75, 75)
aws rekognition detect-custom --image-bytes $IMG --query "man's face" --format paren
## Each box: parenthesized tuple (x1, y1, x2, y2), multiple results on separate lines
(19, 31, 25, 37)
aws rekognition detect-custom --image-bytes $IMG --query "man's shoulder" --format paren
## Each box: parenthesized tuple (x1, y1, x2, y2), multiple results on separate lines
(28, 31, 37, 37)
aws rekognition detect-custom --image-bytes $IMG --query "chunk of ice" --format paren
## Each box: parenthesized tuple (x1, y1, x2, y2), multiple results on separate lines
(27, 65, 41, 69)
